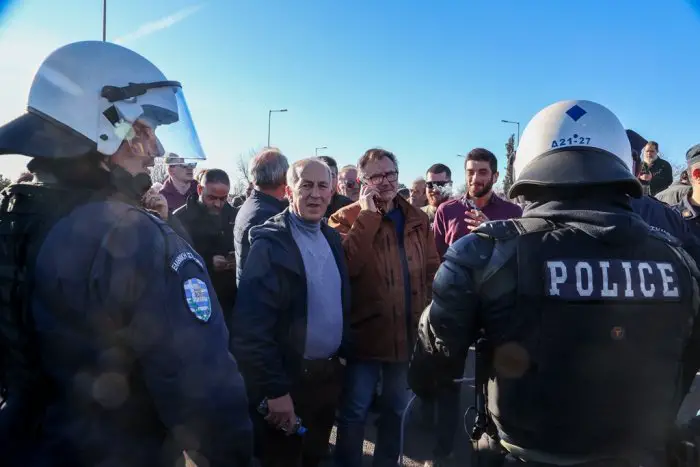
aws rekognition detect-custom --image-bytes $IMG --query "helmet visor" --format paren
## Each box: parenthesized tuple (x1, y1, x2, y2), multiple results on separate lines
(112, 85, 205, 162)
(141, 86, 205, 162)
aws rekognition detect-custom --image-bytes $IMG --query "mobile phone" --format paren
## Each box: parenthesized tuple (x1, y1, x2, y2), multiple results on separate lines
(373, 194, 386, 215)
(462, 197, 481, 212)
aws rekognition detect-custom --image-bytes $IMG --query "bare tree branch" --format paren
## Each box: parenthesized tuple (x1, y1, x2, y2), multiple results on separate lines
(0, 174, 11, 191)
(236, 154, 251, 185)
(671, 162, 686, 181)
(502, 133, 516, 198)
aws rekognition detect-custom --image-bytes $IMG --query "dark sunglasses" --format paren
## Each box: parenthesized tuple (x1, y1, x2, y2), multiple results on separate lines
(426, 181, 451, 189)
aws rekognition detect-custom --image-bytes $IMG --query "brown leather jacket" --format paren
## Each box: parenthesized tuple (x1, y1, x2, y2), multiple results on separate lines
(328, 196, 440, 361)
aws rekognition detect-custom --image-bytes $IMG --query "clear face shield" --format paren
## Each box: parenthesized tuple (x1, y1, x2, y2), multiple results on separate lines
(101, 81, 206, 165)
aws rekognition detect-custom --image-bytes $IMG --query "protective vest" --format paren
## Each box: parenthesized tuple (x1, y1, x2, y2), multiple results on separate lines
(0, 182, 99, 456)
(476, 217, 697, 459)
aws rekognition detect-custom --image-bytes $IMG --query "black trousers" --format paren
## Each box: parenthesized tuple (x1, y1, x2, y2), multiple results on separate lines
(255, 357, 345, 467)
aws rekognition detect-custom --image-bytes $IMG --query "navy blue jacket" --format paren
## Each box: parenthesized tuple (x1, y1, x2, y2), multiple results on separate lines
(630, 195, 700, 259)
(630, 195, 691, 238)
(231, 209, 351, 403)
(29, 200, 252, 467)
(673, 195, 700, 236)
(233, 189, 287, 285)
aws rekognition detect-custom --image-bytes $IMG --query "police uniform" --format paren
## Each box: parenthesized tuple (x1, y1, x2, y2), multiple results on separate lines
(674, 195, 700, 236)
(408, 100, 700, 466)
(673, 144, 700, 237)
(0, 41, 252, 466)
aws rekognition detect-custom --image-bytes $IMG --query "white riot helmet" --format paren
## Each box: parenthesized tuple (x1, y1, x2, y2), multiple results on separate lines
(508, 100, 641, 199)
(0, 40, 205, 163)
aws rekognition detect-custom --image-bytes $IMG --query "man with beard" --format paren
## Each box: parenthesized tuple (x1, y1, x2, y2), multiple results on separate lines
(159, 154, 198, 212)
(433, 149, 522, 258)
(421, 164, 452, 226)
(174, 169, 237, 331)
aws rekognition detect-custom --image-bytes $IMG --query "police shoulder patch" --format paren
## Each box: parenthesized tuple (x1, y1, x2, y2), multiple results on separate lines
(183, 278, 212, 322)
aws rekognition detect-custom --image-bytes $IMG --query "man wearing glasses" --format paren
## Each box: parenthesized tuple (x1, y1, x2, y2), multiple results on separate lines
(337, 165, 360, 202)
(421, 164, 453, 226)
(329, 148, 440, 467)
(159, 154, 198, 212)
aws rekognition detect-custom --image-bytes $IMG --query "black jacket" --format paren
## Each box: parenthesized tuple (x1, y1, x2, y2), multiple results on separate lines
(410, 196, 700, 461)
(233, 190, 287, 284)
(641, 157, 673, 196)
(325, 192, 353, 219)
(173, 196, 237, 314)
(231, 209, 352, 403)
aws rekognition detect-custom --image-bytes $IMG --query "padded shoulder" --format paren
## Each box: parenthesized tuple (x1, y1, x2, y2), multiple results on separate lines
(444, 232, 495, 271)
(473, 217, 555, 240)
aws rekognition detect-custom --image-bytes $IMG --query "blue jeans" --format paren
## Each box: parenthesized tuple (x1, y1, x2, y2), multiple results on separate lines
(334, 360, 412, 467)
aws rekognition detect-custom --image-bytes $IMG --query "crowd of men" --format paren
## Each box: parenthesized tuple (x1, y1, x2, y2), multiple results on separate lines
(3, 39, 700, 467)
(133, 132, 700, 467)
(143, 145, 523, 466)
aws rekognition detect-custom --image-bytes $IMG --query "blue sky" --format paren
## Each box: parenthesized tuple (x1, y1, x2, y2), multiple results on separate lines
(0, 0, 699, 190)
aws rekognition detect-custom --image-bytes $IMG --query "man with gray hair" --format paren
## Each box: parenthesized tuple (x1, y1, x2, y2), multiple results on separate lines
(234, 147, 290, 284)
(232, 157, 350, 467)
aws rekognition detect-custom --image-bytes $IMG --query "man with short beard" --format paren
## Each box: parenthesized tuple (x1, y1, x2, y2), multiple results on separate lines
(421, 164, 452, 226)
(159, 154, 198, 211)
(174, 169, 237, 330)
(433, 148, 522, 259)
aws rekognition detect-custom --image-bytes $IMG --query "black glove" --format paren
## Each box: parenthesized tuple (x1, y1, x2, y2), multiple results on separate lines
(408, 341, 456, 399)
(668, 416, 700, 467)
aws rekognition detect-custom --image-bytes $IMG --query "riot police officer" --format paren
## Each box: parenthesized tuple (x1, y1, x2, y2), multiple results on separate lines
(408, 99, 700, 466)
(0, 41, 252, 466)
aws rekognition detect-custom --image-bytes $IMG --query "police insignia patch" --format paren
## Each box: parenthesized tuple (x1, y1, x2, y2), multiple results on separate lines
(183, 278, 212, 322)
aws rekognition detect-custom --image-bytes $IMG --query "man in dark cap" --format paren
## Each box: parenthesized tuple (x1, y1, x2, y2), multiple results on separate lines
(673, 144, 700, 237)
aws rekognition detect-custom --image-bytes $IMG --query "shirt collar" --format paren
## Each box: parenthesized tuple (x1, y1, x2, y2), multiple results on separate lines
(680, 194, 700, 220)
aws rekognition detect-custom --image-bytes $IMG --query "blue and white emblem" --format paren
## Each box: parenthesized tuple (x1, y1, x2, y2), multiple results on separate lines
(183, 278, 212, 322)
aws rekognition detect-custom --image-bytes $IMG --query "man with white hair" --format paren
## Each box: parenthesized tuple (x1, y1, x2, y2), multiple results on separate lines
(234, 148, 290, 284)
(233, 158, 350, 467)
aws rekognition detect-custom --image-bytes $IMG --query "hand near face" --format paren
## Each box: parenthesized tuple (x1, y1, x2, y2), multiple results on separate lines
(464, 209, 489, 232)
(359, 185, 379, 213)
(143, 192, 168, 220)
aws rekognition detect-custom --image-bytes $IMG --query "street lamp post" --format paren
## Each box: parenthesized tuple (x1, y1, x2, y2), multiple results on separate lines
(315, 146, 327, 157)
(267, 109, 288, 147)
(501, 119, 521, 146)
(102, 0, 107, 41)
